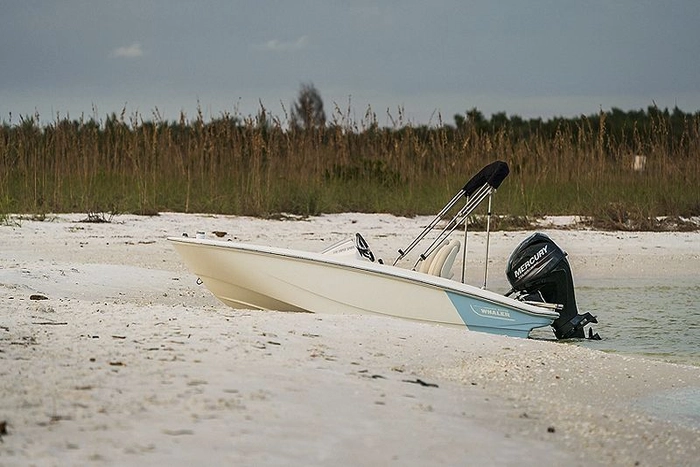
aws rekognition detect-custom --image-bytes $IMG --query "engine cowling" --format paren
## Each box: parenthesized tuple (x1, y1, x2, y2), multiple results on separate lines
(506, 233, 599, 339)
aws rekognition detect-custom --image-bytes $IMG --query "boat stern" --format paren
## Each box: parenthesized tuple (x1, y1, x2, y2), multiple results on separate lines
(445, 291, 557, 338)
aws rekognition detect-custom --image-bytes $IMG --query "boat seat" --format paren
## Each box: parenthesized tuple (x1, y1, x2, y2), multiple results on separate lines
(418, 239, 446, 275)
(419, 239, 461, 279)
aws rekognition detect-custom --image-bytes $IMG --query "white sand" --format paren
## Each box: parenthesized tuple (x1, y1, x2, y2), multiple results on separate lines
(1, 213, 699, 466)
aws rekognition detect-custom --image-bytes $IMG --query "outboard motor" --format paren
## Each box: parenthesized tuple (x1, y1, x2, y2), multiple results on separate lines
(506, 233, 600, 340)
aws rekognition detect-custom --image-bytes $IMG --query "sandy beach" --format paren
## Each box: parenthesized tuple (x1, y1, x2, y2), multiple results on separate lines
(1, 212, 699, 466)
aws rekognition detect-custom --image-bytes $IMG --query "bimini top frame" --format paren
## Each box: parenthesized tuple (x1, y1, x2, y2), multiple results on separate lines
(393, 160, 510, 285)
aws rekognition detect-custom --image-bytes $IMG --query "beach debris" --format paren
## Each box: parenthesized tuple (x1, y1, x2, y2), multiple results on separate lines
(32, 320, 67, 325)
(547, 426, 556, 433)
(265, 213, 307, 221)
(358, 370, 386, 379)
(402, 378, 439, 388)
(80, 211, 117, 223)
(37, 414, 71, 426)
(124, 239, 156, 245)
(162, 429, 194, 436)
(29, 294, 48, 300)
(11, 336, 37, 346)
(187, 380, 208, 387)
(213, 230, 227, 237)
(37, 303, 56, 313)
(0, 420, 7, 439)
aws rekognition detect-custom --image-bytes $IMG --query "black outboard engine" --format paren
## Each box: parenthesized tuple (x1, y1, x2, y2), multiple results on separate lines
(506, 233, 600, 340)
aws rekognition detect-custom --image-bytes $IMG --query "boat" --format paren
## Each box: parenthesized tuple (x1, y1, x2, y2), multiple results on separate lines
(169, 161, 599, 339)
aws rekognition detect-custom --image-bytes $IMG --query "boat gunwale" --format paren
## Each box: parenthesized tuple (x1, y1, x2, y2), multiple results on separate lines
(167, 236, 559, 319)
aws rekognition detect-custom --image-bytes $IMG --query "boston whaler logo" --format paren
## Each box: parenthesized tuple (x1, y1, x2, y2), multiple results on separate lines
(513, 245, 548, 279)
(471, 305, 513, 321)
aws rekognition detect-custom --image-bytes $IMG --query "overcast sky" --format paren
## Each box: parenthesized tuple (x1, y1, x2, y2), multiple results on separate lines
(2, 1, 699, 125)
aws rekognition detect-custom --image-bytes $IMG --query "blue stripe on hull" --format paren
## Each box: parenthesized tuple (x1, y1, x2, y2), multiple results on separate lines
(445, 291, 553, 338)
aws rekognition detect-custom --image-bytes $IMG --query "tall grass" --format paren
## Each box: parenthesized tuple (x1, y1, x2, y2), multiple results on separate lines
(1, 105, 698, 226)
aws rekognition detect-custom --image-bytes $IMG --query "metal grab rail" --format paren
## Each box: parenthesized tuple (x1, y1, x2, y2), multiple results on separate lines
(393, 161, 509, 286)
(410, 184, 492, 270)
(393, 189, 465, 265)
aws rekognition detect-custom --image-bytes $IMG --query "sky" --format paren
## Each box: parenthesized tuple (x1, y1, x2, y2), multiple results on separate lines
(1, 1, 699, 126)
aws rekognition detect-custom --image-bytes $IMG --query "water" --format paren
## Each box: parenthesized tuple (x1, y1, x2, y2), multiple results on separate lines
(526, 277, 700, 429)
(636, 387, 700, 430)
(571, 278, 700, 366)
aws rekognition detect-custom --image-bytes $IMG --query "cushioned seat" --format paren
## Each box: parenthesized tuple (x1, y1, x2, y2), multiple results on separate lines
(418, 239, 460, 279)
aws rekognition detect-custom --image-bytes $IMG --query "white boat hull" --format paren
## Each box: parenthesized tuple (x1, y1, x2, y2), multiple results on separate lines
(169, 237, 559, 338)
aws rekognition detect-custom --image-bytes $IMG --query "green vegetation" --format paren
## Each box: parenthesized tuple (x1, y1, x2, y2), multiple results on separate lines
(1, 102, 699, 230)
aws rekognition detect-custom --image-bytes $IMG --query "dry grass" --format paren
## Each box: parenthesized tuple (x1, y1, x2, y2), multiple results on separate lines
(1, 105, 698, 230)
